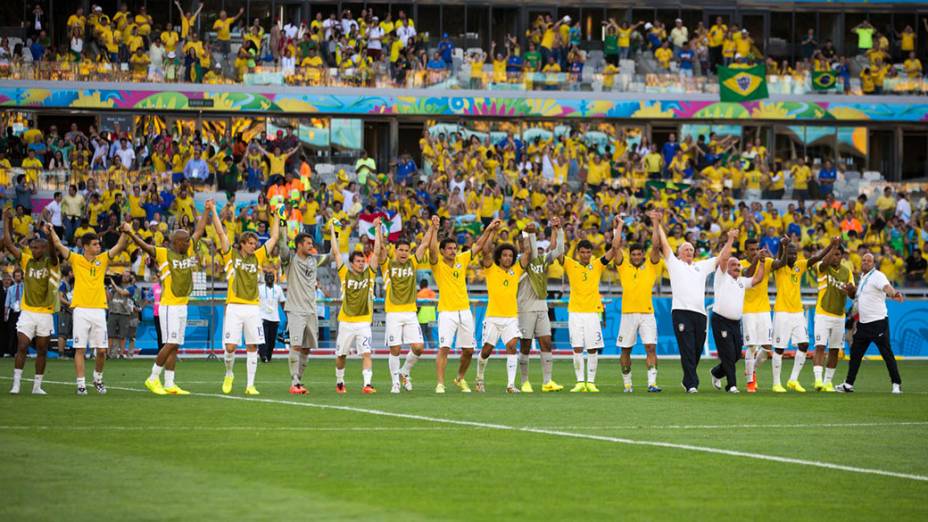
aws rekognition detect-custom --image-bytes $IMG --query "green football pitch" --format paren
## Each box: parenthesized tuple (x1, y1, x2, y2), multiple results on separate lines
(1, 357, 926, 521)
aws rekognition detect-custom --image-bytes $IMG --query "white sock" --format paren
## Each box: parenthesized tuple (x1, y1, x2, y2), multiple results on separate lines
(824, 367, 835, 385)
(540, 352, 553, 384)
(507, 354, 518, 388)
(388, 354, 401, 386)
(789, 350, 807, 382)
(288, 349, 301, 385)
(298, 351, 308, 380)
(772, 351, 783, 386)
(32, 374, 43, 391)
(813, 365, 823, 382)
(246, 351, 258, 387)
(401, 351, 419, 375)
(518, 353, 530, 384)
(77, 377, 86, 388)
(164, 370, 175, 388)
(12, 368, 22, 385)
(755, 348, 768, 370)
(362, 368, 372, 386)
(587, 352, 598, 383)
(476, 355, 488, 381)
(647, 367, 657, 387)
(335, 367, 345, 384)
(572, 352, 584, 382)
(622, 368, 632, 387)
(149, 363, 163, 381)
(224, 350, 235, 377)
(744, 347, 756, 381)
(93, 371, 103, 383)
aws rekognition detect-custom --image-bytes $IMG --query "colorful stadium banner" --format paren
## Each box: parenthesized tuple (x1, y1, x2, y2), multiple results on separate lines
(718, 65, 769, 102)
(812, 71, 838, 91)
(2, 84, 928, 122)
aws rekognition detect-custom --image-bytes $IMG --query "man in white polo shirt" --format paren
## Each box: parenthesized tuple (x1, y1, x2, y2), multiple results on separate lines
(656, 212, 737, 393)
(709, 248, 769, 393)
(836, 253, 904, 394)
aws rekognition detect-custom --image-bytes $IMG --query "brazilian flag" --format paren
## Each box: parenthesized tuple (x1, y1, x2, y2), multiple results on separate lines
(812, 70, 837, 91)
(718, 64, 769, 102)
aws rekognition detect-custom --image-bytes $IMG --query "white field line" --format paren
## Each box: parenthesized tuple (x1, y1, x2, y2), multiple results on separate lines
(4, 377, 928, 483)
(0, 425, 462, 432)
(538, 421, 928, 430)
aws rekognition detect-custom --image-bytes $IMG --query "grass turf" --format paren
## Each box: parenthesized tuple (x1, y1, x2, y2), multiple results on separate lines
(0, 356, 926, 521)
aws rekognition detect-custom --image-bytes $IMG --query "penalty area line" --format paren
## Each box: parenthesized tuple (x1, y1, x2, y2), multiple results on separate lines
(5, 377, 928, 483)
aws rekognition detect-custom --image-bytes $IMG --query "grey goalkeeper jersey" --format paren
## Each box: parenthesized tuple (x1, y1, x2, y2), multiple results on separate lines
(280, 243, 327, 315)
(517, 229, 565, 313)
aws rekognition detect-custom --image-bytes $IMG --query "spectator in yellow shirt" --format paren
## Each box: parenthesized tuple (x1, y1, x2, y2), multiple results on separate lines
(654, 42, 673, 70)
(212, 7, 244, 53)
(903, 52, 922, 79)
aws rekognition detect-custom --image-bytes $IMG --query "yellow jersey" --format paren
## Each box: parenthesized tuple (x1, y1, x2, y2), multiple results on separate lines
(222, 246, 268, 305)
(69, 251, 110, 309)
(337, 265, 375, 323)
(382, 255, 423, 314)
(564, 256, 606, 313)
(742, 257, 773, 313)
(213, 19, 233, 41)
(616, 258, 661, 314)
(156, 245, 198, 306)
(431, 251, 471, 312)
(484, 263, 523, 318)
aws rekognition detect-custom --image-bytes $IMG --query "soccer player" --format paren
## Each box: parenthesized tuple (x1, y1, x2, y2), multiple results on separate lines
(47, 222, 129, 395)
(474, 218, 523, 393)
(3, 211, 58, 395)
(279, 231, 330, 395)
(558, 217, 622, 393)
(740, 238, 774, 393)
(330, 218, 382, 393)
(211, 202, 280, 396)
(614, 210, 663, 393)
(516, 217, 565, 393)
(772, 236, 837, 392)
(810, 242, 855, 392)
(125, 201, 210, 395)
(429, 217, 497, 393)
(382, 215, 438, 393)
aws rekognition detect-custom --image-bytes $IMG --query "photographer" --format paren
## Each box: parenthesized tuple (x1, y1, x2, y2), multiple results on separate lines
(258, 272, 286, 363)
(106, 272, 135, 360)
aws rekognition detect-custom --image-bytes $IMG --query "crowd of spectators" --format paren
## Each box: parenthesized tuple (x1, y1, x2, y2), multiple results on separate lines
(0, 4, 926, 92)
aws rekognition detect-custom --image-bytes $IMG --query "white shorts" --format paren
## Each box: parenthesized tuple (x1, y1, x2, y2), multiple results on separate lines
(385, 312, 424, 347)
(569, 312, 604, 350)
(742, 312, 773, 346)
(773, 312, 809, 349)
(159, 304, 188, 346)
(73, 308, 108, 349)
(222, 303, 265, 346)
(616, 313, 657, 348)
(813, 314, 845, 349)
(482, 317, 520, 347)
(336, 321, 372, 357)
(16, 310, 54, 340)
(438, 310, 476, 350)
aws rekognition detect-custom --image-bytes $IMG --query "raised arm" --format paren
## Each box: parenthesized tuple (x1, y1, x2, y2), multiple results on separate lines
(416, 215, 438, 262)
(479, 230, 495, 268)
(1, 209, 21, 259)
(428, 216, 440, 264)
(716, 228, 739, 269)
(807, 236, 839, 267)
(750, 248, 770, 286)
(264, 211, 280, 253)
(548, 217, 565, 261)
(45, 222, 71, 259)
(471, 218, 501, 258)
(285, 146, 301, 159)
(211, 204, 230, 253)
(520, 224, 535, 269)
(330, 220, 343, 270)
(655, 215, 672, 259)
(107, 226, 130, 259)
(647, 210, 661, 264)
(191, 199, 212, 244)
(770, 236, 790, 271)
(120, 222, 156, 258)
(606, 216, 624, 264)
(371, 217, 384, 269)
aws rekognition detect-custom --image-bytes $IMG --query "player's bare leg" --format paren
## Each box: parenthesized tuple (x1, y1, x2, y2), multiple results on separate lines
(620, 346, 633, 391)
(11, 333, 48, 395)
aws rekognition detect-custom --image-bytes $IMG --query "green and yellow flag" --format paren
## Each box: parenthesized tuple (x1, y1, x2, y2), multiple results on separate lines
(718, 64, 769, 102)
(812, 70, 837, 90)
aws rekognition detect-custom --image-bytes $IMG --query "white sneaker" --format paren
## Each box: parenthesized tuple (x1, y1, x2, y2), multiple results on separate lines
(835, 383, 854, 393)
(9, 382, 21, 395)
(727, 387, 740, 394)
(390, 383, 401, 394)
(401, 373, 413, 392)
(892, 383, 902, 394)
(711, 375, 722, 390)
(687, 387, 698, 394)
(32, 387, 47, 395)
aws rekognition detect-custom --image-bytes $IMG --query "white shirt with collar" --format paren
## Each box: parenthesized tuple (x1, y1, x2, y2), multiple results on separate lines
(259, 283, 286, 322)
(665, 252, 717, 315)
(856, 268, 890, 324)
(712, 268, 754, 321)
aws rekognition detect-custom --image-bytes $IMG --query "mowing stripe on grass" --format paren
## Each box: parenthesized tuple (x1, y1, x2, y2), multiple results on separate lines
(0, 425, 464, 432)
(539, 421, 928, 430)
(6, 377, 928, 483)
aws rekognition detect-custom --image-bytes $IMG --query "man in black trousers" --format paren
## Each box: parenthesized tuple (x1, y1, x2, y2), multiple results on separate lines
(836, 253, 904, 394)
(709, 250, 768, 393)
(654, 211, 737, 393)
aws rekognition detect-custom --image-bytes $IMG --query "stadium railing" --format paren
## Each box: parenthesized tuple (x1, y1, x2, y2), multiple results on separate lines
(3, 60, 925, 95)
